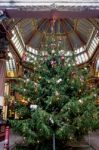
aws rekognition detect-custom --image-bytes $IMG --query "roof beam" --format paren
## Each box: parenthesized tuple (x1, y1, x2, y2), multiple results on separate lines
(61, 20, 74, 51)
(89, 44, 99, 62)
(38, 20, 51, 51)
(78, 43, 99, 67)
(9, 41, 22, 63)
(26, 18, 47, 45)
(87, 19, 99, 31)
(65, 19, 86, 45)
(2, 22, 22, 63)
(4, 19, 23, 31)
(10, 19, 23, 30)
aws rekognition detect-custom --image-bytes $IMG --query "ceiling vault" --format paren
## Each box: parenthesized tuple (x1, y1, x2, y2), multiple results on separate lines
(87, 19, 99, 31)
(61, 20, 74, 51)
(26, 19, 47, 45)
(38, 20, 51, 52)
(65, 19, 86, 45)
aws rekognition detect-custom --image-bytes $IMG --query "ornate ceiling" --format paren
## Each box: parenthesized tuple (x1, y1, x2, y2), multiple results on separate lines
(1, 18, 98, 78)
(5, 18, 99, 63)
(0, 1, 99, 78)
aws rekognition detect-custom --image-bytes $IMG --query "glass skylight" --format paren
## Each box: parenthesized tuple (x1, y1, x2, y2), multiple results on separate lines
(74, 47, 85, 55)
(6, 51, 16, 77)
(11, 29, 24, 57)
(27, 47, 38, 55)
(26, 31, 98, 64)
(88, 31, 99, 57)
(6, 52, 16, 72)
(9, 18, 99, 66)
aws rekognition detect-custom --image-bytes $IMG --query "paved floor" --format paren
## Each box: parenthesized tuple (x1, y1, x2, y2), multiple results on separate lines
(0, 130, 99, 150)
(84, 130, 99, 150)
(0, 130, 23, 150)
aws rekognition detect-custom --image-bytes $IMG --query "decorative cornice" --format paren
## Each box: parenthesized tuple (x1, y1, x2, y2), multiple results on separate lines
(0, 0, 99, 10)
(0, 1, 99, 18)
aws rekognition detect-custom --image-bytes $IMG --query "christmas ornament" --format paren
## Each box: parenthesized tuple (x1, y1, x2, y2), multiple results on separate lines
(23, 89, 26, 92)
(61, 55, 65, 64)
(34, 82, 38, 87)
(51, 60, 56, 68)
(38, 76, 42, 79)
(52, 49, 55, 54)
(78, 99, 83, 104)
(30, 104, 37, 110)
(47, 80, 50, 83)
(27, 98, 30, 101)
(37, 140, 40, 143)
(26, 78, 30, 82)
(84, 67, 88, 70)
(80, 76, 84, 82)
(79, 89, 82, 93)
(93, 94, 97, 97)
(56, 78, 62, 84)
(49, 117, 54, 124)
(55, 91, 59, 96)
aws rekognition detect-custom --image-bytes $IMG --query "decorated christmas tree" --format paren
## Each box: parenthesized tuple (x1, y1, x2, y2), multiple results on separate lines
(11, 37, 99, 150)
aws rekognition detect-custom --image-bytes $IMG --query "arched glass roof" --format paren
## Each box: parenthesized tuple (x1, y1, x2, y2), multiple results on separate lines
(0, 1, 98, 79)
(6, 18, 98, 66)
(3, 18, 98, 79)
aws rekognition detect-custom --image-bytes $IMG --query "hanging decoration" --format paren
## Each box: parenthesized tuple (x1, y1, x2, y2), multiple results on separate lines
(30, 104, 38, 110)
(60, 55, 65, 65)
(56, 78, 62, 84)
(51, 60, 56, 68)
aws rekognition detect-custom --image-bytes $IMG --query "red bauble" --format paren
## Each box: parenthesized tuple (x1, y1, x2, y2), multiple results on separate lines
(61, 55, 65, 64)
(61, 56, 65, 60)
(51, 60, 56, 68)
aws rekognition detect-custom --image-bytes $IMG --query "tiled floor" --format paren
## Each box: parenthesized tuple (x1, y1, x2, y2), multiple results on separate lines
(0, 130, 23, 150)
(0, 130, 99, 150)
(84, 130, 99, 150)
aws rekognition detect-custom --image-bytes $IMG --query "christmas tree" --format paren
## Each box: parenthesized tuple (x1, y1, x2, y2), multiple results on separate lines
(11, 37, 99, 150)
